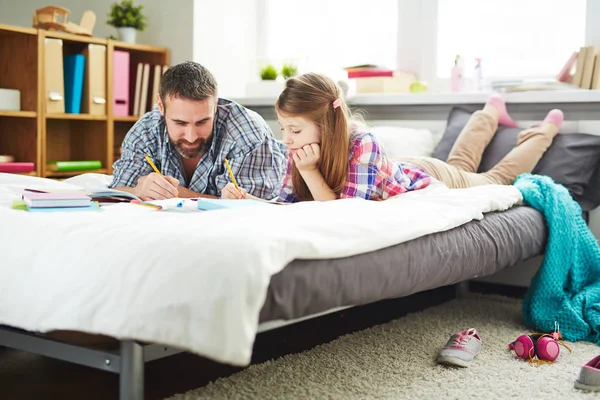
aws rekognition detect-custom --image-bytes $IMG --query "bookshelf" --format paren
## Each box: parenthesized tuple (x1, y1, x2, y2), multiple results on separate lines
(0, 23, 170, 178)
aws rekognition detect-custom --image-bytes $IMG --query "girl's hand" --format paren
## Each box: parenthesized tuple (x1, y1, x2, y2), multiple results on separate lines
(293, 143, 320, 172)
(221, 182, 247, 199)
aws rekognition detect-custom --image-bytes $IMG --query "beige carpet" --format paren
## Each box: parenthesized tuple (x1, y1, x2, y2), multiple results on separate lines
(167, 294, 600, 399)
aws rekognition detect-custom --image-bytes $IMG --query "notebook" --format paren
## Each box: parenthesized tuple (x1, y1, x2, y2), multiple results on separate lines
(22, 192, 92, 208)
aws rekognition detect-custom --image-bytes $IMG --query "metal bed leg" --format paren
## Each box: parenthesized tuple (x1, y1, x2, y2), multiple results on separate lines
(120, 340, 144, 400)
(455, 281, 470, 298)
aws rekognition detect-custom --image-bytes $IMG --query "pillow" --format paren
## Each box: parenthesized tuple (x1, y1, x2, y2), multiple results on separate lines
(369, 126, 438, 160)
(433, 107, 600, 209)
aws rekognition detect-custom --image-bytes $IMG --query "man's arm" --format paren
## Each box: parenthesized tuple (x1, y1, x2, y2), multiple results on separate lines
(110, 119, 179, 200)
(216, 139, 286, 200)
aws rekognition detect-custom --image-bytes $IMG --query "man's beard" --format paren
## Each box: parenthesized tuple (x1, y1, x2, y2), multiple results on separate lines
(172, 137, 211, 159)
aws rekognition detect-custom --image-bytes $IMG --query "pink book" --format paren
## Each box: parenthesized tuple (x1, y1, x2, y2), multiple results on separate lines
(22, 191, 91, 208)
(0, 162, 35, 173)
(113, 50, 130, 116)
(348, 69, 394, 79)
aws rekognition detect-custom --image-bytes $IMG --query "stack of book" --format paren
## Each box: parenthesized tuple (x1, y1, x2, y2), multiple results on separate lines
(569, 46, 600, 90)
(344, 64, 417, 94)
(21, 191, 95, 211)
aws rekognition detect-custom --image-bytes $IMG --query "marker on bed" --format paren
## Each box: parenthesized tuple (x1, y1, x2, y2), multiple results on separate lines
(223, 158, 241, 193)
(144, 154, 179, 198)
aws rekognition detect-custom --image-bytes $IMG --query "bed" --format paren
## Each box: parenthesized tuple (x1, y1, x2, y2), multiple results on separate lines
(0, 170, 545, 399)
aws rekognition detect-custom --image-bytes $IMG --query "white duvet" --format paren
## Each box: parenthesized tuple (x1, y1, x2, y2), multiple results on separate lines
(0, 173, 523, 366)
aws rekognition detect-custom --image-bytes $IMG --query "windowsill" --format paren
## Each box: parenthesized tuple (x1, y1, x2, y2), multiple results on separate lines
(231, 90, 600, 107)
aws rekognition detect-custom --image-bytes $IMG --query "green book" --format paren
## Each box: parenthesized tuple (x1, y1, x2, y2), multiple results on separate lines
(47, 160, 103, 172)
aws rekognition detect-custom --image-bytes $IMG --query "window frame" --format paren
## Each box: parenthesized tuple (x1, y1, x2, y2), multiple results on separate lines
(396, 0, 596, 92)
(254, 0, 597, 93)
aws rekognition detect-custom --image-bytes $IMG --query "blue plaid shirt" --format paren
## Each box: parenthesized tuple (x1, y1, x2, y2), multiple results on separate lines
(110, 98, 287, 199)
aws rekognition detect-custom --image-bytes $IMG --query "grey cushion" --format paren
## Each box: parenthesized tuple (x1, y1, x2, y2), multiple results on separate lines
(433, 107, 600, 210)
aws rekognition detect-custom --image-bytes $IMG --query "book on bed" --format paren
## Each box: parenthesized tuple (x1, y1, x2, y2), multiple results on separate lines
(23, 187, 141, 203)
(23, 191, 92, 208)
(84, 187, 141, 203)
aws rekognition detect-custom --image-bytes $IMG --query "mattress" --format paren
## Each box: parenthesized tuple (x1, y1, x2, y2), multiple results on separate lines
(259, 205, 546, 322)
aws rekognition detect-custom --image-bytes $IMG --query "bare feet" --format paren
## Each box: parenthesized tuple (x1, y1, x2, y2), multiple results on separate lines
(486, 94, 518, 128)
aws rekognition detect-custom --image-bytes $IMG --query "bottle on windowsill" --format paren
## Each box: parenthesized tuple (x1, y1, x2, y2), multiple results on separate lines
(451, 55, 464, 93)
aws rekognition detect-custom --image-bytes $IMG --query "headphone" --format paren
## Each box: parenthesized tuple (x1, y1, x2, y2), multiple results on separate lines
(508, 323, 572, 366)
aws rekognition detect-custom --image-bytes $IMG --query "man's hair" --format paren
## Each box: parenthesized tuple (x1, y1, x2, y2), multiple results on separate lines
(159, 61, 218, 103)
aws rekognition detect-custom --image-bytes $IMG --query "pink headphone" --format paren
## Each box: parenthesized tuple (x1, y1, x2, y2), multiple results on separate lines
(508, 323, 571, 366)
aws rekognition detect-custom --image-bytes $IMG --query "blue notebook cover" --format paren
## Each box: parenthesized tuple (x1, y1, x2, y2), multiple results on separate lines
(63, 54, 86, 114)
(196, 198, 271, 211)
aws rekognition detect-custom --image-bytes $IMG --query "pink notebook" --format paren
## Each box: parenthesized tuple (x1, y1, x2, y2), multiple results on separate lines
(113, 50, 130, 116)
(23, 192, 91, 208)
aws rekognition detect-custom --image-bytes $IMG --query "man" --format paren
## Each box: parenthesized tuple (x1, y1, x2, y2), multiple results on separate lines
(110, 61, 287, 200)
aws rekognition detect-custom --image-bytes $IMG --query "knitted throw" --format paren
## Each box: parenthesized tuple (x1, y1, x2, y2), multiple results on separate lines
(514, 173, 600, 343)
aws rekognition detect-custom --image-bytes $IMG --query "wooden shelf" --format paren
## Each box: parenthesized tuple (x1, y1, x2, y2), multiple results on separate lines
(0, 24, 37, 36)
(114, 116, 140, 122)
(44, 30, 108, 45)
(15, 171, 38, 176)
(0, 22, 170, 178)
(112, 41, 169, 53)
(0, 111, 37, 118)
(46, 113, 107, 121)
(45, 168, 108, 178)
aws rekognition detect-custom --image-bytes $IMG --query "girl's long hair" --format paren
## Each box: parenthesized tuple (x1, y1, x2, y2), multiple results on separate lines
(276, 73, 354, 201)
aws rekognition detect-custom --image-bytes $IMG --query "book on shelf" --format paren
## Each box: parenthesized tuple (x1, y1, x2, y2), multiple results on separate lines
(0, 162, 35, 173)
(129, 62, 169, 116)
(47, 160, 102, 172)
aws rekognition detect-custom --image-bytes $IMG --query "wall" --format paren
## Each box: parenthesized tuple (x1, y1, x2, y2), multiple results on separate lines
(0, 0, 194, 64)
(193, 0, 259, 98)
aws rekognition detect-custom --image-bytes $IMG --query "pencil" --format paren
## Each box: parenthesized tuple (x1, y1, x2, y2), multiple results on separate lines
(144, 154, 178, 198)
(144, 154, 161, 175)
(223, 158, 240, 191)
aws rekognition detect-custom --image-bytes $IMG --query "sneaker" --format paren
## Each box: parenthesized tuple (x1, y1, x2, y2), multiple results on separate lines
(574, 355, 600, 391)
(436, 328, 482, 367)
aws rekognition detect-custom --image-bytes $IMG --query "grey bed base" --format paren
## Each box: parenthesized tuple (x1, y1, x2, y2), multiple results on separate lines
(0, 205, 547, 400)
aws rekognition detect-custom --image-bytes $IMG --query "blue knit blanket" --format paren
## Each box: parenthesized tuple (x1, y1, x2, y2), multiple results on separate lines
(514, 173, 600, 343)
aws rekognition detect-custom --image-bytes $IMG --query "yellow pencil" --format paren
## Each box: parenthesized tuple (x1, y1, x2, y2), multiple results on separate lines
(144, 154, 178, 198)
(223, 158, 240, 191)
(144, 154, 161, 175)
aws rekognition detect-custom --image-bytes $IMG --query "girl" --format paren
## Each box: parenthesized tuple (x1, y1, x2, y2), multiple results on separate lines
(221, 73, 563, 202)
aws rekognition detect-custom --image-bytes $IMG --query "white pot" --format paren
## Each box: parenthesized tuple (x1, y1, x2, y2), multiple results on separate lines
(117, 27, 137, 43)
(245, 80, 285, 98)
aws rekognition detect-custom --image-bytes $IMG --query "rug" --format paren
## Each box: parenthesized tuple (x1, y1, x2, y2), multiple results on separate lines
(166, 294, 600, 399)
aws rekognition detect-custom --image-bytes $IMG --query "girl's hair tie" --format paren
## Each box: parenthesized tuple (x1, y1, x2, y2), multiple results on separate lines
(332, 99, 342, 109)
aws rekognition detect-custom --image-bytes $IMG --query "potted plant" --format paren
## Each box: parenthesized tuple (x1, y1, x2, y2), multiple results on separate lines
(280, 63, 298, 79)
(107, 0, 147, 43)
(246, 64, 285, 97)
(260, 64, 278, 80)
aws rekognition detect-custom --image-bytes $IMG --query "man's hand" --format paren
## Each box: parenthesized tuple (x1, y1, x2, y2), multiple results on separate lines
(293, 143, 320, 172)
(134, 173, 179, 200)
(221, 182, 247, 199)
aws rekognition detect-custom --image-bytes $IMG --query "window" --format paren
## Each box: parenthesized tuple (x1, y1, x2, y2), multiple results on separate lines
(436, 0, 587, 79)
(261, 0, 398, 77)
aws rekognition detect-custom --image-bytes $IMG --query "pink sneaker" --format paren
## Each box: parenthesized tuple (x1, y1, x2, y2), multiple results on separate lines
(575, 355, 600, 391)
(437, 328, 482, 367)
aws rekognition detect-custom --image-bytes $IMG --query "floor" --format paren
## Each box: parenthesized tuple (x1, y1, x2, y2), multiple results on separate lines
(0, 283, 525, 400)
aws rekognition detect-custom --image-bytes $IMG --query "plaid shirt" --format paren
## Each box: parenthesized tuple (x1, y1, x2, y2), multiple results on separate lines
(110, 98, 287, 199)
(277, 131, 432, 202)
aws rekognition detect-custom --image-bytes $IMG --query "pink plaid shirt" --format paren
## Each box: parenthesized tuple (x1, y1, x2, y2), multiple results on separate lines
(277, 131, 433, 202)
